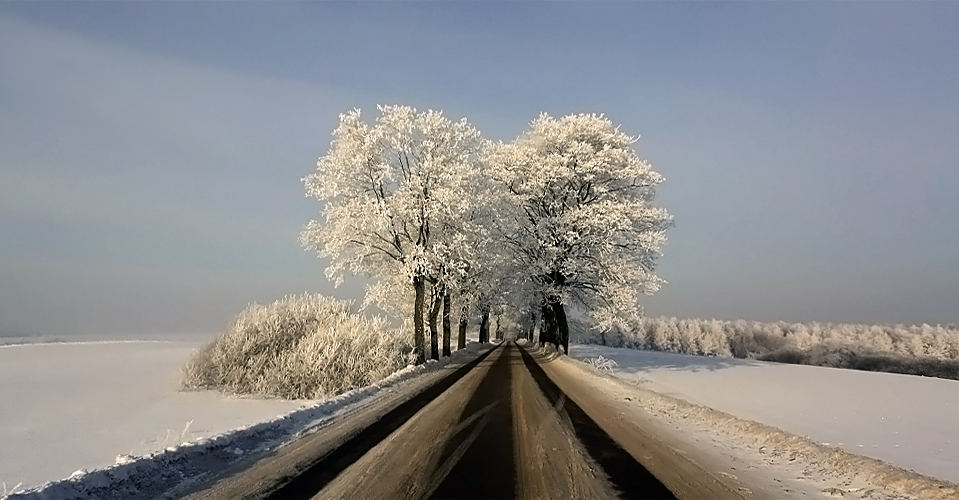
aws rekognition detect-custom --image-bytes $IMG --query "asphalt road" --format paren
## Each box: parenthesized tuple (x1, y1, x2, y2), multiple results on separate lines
(187, 342, 746, 500)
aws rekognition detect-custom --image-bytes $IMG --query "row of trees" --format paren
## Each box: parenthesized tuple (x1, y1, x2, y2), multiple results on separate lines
(300, 105, 672, 364)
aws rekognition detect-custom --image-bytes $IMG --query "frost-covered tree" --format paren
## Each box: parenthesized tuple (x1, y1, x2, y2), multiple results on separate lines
(489, 113, 673, 354)
(425, 182, 501, 357)
(433, 166, 513, 348)
(301, 106, 485, 364)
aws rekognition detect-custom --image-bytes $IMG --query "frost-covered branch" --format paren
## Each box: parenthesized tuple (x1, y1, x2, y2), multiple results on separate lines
(486, 113, 673, 352)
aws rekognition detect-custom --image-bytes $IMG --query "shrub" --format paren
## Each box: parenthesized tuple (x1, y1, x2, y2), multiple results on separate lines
(181, 294, 415, 400)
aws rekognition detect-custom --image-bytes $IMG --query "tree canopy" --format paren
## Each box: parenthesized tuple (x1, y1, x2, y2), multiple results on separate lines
(489, 113, 673, 352)
(303, 106, 671, 362)
(301, 105, 485, 364)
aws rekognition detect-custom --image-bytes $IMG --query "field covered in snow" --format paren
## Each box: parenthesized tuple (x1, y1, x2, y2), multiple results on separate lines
(569, 344, 959, 485)
(0, 335, 310, 494)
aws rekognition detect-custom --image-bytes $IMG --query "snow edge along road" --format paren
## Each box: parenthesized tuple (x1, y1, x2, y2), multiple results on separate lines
(3, 343, 496, 500)
(550, 350, 959, 500)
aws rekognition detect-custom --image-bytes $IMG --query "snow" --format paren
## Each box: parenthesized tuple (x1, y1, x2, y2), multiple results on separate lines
(0, 335, 490, 500)
(0, 337, 306, 494)
(569, 344, 959, 485)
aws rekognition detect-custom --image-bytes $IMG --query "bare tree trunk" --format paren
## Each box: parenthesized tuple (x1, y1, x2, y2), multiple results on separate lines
(526, 307, 537, 342)
(413, 276, 426, 365)
(494, 307, 503, 341)
(540, 303, 556, 347)
(554, 302, 569, 355)
(457, 301, 469, 350)
(428, 284, 442, 360)
(442, 289, 451, 357)
(543, 272, 568, 352)
(479, 303, 490, 343)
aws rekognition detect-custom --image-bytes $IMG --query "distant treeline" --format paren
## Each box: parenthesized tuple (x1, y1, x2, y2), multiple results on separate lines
(574, 317, 959, 380)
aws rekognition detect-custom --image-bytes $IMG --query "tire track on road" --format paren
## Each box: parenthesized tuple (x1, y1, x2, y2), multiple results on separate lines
(265, 343, 502, 499)
(517, 344, 677, 500)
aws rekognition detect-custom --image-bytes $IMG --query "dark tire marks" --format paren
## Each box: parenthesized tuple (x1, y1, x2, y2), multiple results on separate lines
(427, 346, 515, 499)
(265, 344, 501, 499)
(518, 345, 677, 500)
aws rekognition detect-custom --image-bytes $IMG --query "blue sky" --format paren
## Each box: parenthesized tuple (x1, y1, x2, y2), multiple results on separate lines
(1, 2, 957, 336)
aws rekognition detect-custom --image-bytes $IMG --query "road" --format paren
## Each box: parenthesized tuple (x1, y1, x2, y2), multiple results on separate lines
(186, 342, 746, 500)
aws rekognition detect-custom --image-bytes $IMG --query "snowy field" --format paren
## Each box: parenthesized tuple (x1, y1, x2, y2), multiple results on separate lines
(0, 335, 310, 493)
(569, 344, 959, 485)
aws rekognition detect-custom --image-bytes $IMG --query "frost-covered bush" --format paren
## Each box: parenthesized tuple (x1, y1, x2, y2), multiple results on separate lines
(573, 316, 959, 380)
(583, 355, 619, 372)
(181, 294, 415, 400)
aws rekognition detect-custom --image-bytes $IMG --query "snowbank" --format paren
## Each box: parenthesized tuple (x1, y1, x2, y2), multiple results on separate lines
(570, 344, 959, 485)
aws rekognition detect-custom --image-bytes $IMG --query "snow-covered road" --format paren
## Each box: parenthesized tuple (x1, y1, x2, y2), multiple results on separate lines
(569, 344, 959, 485)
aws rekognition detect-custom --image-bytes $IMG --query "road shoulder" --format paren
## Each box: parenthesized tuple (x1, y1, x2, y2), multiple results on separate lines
(544, 348, 959, 500)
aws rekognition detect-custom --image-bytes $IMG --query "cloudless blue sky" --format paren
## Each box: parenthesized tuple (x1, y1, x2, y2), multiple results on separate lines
(1, 2, 957, 336)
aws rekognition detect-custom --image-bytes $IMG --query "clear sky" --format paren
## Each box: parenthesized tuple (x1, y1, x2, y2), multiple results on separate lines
(1, 2, 957, 336)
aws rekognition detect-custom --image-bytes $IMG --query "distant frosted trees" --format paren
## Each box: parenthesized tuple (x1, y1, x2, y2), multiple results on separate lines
(573, 316, 959, 381)
(302, 106, 671, 363)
